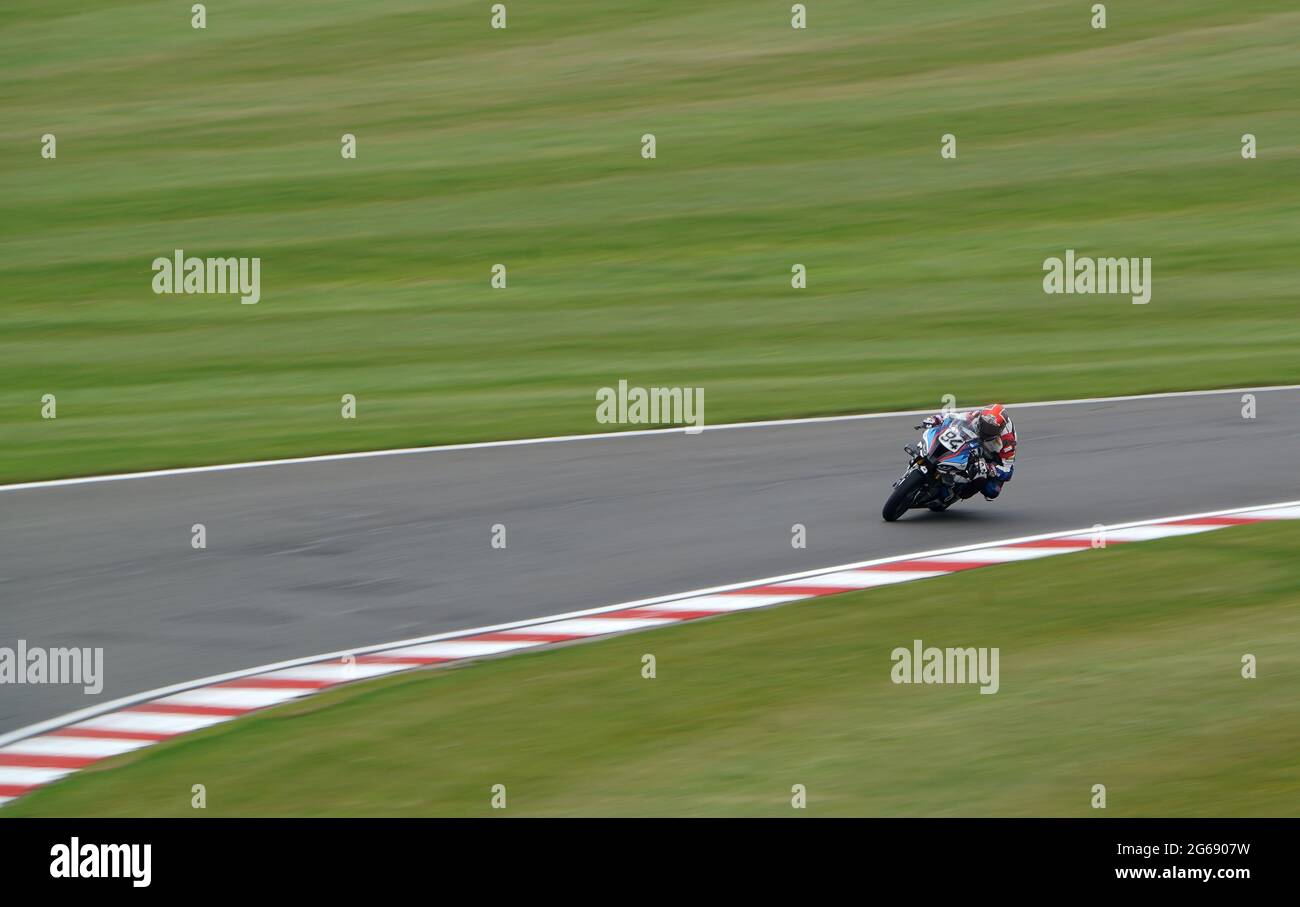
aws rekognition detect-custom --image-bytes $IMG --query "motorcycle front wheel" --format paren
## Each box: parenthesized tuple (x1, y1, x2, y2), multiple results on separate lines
(882, 470, 928, 522)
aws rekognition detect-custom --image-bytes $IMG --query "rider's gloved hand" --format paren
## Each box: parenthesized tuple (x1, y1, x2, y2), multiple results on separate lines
(913, 415, 943, 430)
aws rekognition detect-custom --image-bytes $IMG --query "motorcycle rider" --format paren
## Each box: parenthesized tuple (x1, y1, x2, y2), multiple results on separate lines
(915, 403, 1016, 505)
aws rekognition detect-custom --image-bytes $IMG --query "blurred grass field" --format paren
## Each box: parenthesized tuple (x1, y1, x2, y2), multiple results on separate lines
(3, 0, 1299, 483)
(9, 520, 1298, 817)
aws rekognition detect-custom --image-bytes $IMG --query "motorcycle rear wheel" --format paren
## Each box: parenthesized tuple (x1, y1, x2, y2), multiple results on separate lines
(882, 470, 928, 522)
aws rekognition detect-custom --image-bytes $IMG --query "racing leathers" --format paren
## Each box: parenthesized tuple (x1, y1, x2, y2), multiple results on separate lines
(917, 404, 1016, 501)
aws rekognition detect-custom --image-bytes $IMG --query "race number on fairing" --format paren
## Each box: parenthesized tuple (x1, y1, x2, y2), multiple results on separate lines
(938, 427, 966, 451)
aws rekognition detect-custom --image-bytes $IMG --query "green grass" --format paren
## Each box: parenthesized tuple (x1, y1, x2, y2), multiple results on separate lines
(1, 1, 1298, 482)
(10, 520, 1299, 817)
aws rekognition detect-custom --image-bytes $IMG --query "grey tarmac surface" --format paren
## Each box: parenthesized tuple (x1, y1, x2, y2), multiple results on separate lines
(2, 388, 1299, 735)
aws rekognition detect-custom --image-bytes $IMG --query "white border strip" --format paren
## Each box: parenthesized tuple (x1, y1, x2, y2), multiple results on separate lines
(4, 384, 1295, 493)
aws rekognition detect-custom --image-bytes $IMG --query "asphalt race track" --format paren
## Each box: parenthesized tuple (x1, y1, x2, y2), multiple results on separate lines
(3, 388, 1298, 735)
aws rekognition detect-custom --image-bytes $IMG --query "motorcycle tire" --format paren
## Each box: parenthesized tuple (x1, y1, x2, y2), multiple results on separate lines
(882, 470, 927, 522)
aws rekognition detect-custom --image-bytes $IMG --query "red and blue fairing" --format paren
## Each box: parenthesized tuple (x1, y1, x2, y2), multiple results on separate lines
(919, 417, 981, 473)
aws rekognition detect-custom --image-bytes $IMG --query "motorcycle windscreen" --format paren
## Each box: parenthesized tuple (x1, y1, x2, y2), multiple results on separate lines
(929, 419, 977, 460)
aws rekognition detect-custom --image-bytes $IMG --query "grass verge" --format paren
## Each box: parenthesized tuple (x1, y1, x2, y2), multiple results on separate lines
(3, 1, 1300, 482)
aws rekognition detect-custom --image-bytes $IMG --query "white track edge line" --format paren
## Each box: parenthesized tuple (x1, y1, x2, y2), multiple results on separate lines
(1, 496, 1295, 751)
(3, 384, 1296, 492)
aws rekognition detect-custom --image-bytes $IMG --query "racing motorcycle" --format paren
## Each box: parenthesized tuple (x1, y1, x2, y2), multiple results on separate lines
(881, 415, 986, 522)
